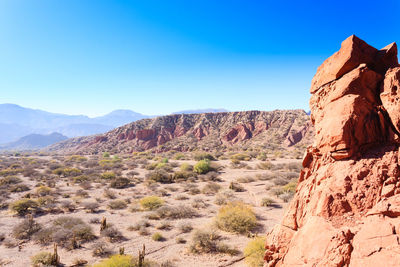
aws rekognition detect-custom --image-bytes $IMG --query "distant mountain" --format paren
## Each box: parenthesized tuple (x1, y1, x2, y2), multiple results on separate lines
(53, 123, 115, 137)
(172, 108, 229, 114)
(49, 110, 313, 154)
(0, 132, 68, 151)
(0, 104, 149, 143)
(0, 104, 234, 144)
(0, 123, 35, 144)
(93, 109, 150, 126)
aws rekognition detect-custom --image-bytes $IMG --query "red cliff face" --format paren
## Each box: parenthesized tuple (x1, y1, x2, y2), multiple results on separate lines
(265, 35, 400, 266)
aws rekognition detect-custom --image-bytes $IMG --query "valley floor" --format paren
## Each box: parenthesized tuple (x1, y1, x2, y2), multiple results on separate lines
(0, 153, 299, 267)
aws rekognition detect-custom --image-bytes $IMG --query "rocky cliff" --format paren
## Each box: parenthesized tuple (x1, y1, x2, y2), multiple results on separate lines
(48, 110, 313, 154)
(265, 35, 400, 266)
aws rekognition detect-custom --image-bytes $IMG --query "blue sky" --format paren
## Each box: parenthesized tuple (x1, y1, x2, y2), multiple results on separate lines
(0, 0, 399, 116)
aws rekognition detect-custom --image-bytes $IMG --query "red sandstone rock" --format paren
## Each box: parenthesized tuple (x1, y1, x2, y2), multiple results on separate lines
(223, 124, 252, 143)
(310, 64, 387, 159)
(310, 35, 378, 93)
(381, 67, 400, 133)
(265, 36, 400, 266)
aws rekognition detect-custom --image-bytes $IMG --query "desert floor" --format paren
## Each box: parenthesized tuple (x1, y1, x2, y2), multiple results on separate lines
(0, 152, 300, 267)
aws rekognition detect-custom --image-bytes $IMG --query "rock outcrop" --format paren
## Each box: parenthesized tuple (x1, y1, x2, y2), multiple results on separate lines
(265, 35, 400, 266)
(48, 110, 313, 154)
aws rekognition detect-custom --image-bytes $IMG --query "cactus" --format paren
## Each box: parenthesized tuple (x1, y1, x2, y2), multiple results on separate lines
(138, 244, 145, 267)
(50, 243, 60, 266)
(100, 217, 107, 232)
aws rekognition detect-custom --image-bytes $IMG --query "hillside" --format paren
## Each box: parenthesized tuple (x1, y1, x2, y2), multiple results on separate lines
(0, 132, 68, 151)
(49, 109, 313, 154)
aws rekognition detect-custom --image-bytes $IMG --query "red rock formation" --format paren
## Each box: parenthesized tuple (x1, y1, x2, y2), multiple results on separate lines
(265, 35, 400, 266)
(49, 110, 314, 154)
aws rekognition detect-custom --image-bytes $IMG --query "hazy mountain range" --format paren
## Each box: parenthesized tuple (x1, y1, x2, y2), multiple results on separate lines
(0, 132, 68, 151)
(0, 104, 229, 148)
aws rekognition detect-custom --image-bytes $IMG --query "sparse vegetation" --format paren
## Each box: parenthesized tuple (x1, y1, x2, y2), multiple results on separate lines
(10, 198, 39, 216)
(0, 150, 302, 266)
(194, 160, 212, 174)
(140, 196, 164, 211)
(92, 254, 156, 267)
(244, 236, 266, 267)
(152, 232, 164, 241)
(216, 202, 257, 234)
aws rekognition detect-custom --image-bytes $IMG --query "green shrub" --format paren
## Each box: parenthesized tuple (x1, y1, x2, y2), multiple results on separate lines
(92, 254, 156, 267)
(146, 170, 173, 183)
(10, 198, 39, 216)
(172, 171, 193, 181)
(256, 152, 268, 161)
(256, 162, 273, 170)
(140, 196, 164, 211)
(31, 252, 55, 267)
(101, 172, 116, 180)
(282, 180, 298, 193)
(180, 163, 193, 172)
(216, 202, 257, 234)
(189, 229, 237, 255)
(52, 167, 81, 177)
(194, 160, 211, 174)
(10, 184, 30, 192)
(0, 176, 21, 186)
(63, 168, 82, 177)
(73, 175, 89, 183)
(173, 153, 185, 160)
(67, 155, 87, 162)
(35, 186, 52, 196)
(261, 198, 275, 207)
(189, 229, 221, 254)
(102, 152, 110, 158)
(152, 232, 164, 241)
(193, 152, 215, 161)
(230, 153, 250, 161)
(244, 236, 266, 267)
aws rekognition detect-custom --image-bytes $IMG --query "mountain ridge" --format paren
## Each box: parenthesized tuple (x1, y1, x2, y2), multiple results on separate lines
(48, 109, 313, 154)
(0, 132, 68, 151)
(0, 104, 233, 144)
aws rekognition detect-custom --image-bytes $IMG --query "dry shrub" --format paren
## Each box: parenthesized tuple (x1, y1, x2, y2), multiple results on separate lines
(139, 196, 164, 211)
(216, 202, 257, 234)
(153, 205, 197, 220)
(244, 236, 266, 267)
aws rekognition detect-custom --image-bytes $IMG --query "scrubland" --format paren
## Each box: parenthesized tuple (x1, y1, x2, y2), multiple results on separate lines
(0, 150, 301, 267)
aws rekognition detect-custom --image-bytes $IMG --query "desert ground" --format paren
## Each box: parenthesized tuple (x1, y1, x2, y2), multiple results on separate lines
(0, 151, 301, 267)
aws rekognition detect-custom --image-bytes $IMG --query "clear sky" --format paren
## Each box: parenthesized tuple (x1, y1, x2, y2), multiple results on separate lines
(0, 0, 399, 117)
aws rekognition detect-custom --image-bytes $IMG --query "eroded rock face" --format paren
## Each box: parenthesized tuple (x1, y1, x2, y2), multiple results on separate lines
(49, 110, 314, 154)
(381, 67, 400, 133)
(265, 35, 400, 266)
